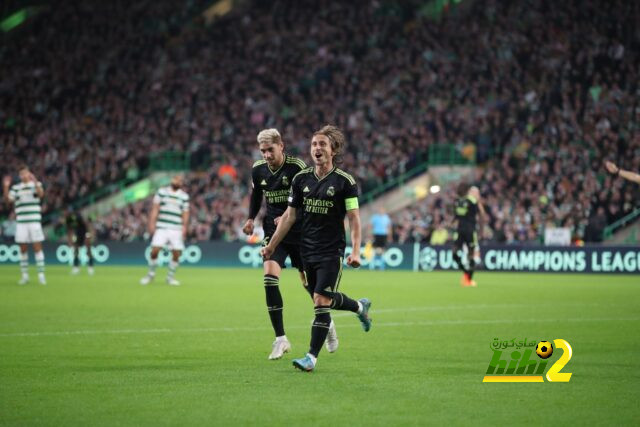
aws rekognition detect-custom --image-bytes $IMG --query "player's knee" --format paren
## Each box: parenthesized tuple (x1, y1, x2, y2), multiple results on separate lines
(150, 247, 161, 258)
(313, 293, 332, 307)
(172, 251, 181, 262)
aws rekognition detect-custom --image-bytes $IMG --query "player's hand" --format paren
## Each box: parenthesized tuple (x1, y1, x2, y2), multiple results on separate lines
(242, 219, 254, 235)
(260, 245, 273, 260)
(273, 216, 282, 226)
(2, 175, 11, 188)
(605, 160, 619, 175)
(347, 253, 361, 268)
(27, 172, 37, 182)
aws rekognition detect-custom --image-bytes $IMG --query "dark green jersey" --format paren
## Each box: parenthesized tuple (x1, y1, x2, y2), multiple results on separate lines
(249, 155, 306, 242)
(454, 195, 479, 231)
(288, 167, 359, 262)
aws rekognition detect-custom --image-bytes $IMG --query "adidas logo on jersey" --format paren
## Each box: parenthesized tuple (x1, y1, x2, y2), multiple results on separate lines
(303, 186, 310, 193)
(261, 180, 267, 186)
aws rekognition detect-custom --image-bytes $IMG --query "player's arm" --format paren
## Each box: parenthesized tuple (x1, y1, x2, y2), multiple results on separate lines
(261, 206, 296, 259)
(2, 176, 12, 204)
(346, 209, 362, 268)
(345, 181, 361, 267)
(148, 202, 160, 235)
(478, 202, 487, 239)
(182, 206, 190, 240)
(243, 171, 263, 235)
(605, 161, 640, 184)
(34, 181, 44, 199)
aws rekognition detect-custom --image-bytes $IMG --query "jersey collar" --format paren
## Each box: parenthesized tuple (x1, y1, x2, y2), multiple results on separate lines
(313, 166, 336, 182)
(268, 155, 287, 175)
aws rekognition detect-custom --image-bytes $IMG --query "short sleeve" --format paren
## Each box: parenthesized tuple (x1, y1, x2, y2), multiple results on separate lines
(182, 195, 190, 212)
(7, 187, 16, 201)
(152, 191, 161, 205)
(288, 175, 304, 208)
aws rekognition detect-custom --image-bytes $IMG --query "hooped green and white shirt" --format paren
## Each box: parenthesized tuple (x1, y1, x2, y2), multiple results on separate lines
(8, 181, 43, 224)
(153, 187, 189, 231)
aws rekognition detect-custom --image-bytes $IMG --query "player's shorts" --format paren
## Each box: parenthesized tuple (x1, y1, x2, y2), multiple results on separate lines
(151, 228, 184, 250)
(303, 257, 343, 298)
(72, 231, 91, 246)
(15, 222, 45, 244)
(262, 236, 303, 272)
(454, 228, 478, 250)
(373, 234, 387, 249)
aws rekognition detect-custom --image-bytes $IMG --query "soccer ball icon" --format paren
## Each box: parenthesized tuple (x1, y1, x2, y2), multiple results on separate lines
(536, 341, 554, 359)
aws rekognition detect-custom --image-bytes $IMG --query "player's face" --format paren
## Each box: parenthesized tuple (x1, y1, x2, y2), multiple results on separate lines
(19, 169, 30, 182)
(171, 175, 183, 189)
(259, 142, 284, 168)
(310, 135, 334, 167)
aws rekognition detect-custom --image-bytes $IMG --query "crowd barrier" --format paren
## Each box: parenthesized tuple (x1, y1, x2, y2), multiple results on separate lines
(1, 241, 639, 273)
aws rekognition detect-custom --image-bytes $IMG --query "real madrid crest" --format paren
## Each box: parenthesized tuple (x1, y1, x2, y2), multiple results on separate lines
(327, 186, 335, 196)
(282, 175, 289, 186)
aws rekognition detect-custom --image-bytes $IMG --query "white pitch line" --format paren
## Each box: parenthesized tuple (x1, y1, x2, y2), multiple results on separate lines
(331, 302, 611, 318)
(0, 317, 637, 338)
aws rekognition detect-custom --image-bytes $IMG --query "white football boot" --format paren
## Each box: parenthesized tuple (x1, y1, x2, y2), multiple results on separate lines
(268, 337, 292, 360)
(166, 277, 181, 286)
(140, 274, 154, 285)
(325, 320, 339, 353)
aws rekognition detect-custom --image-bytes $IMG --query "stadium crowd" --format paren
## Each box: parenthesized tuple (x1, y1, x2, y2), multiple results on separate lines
(1, 0, 638, 244)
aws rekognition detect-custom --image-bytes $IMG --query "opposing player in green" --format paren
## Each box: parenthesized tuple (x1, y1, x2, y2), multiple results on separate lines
(262, 125, 372, 372)
(2, 166, 46, 285)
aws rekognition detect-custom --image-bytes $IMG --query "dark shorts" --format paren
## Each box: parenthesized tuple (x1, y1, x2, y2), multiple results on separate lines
(303, 258, 343, 298)
(454, 228, 477, 250)
(73, 231, 91, 246)
(373, 235, 387, 249)
(263, 236, 304, 272)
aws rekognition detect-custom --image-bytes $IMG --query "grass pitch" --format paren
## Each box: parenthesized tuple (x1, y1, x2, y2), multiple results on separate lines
(1, 265, 639, 426)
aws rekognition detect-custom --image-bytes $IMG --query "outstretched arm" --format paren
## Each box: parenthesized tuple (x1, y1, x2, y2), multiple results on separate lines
(605, 161, 640, 184)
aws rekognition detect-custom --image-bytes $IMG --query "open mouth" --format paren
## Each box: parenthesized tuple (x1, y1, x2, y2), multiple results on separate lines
(314, 152, 323, 160)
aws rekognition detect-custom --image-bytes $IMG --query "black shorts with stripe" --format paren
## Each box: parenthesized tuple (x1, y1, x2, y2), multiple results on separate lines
(262, 236, 304, 272)
(454, 227, 477, 251)
(303, 257, 343, 298)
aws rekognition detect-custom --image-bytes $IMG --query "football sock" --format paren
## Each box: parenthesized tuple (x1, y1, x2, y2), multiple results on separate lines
(19, 252, 28, 277)
(148, 258, 157, 276)
(167, 260, 178, 279)
(264, 274, 285, 337)
(88, 248, 94, 266)
(35, 251, 45, 274)
(468, 257, 476, 279)
(309, 305, 331, 357)
(452, 250, 469, 275)
(330, 292, 360, 313)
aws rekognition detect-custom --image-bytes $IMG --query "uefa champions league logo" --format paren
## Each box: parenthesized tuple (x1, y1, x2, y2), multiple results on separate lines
(419, 247, 438, 271)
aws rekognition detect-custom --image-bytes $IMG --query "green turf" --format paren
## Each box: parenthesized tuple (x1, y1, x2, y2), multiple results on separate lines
(1, 265, 639, 426)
